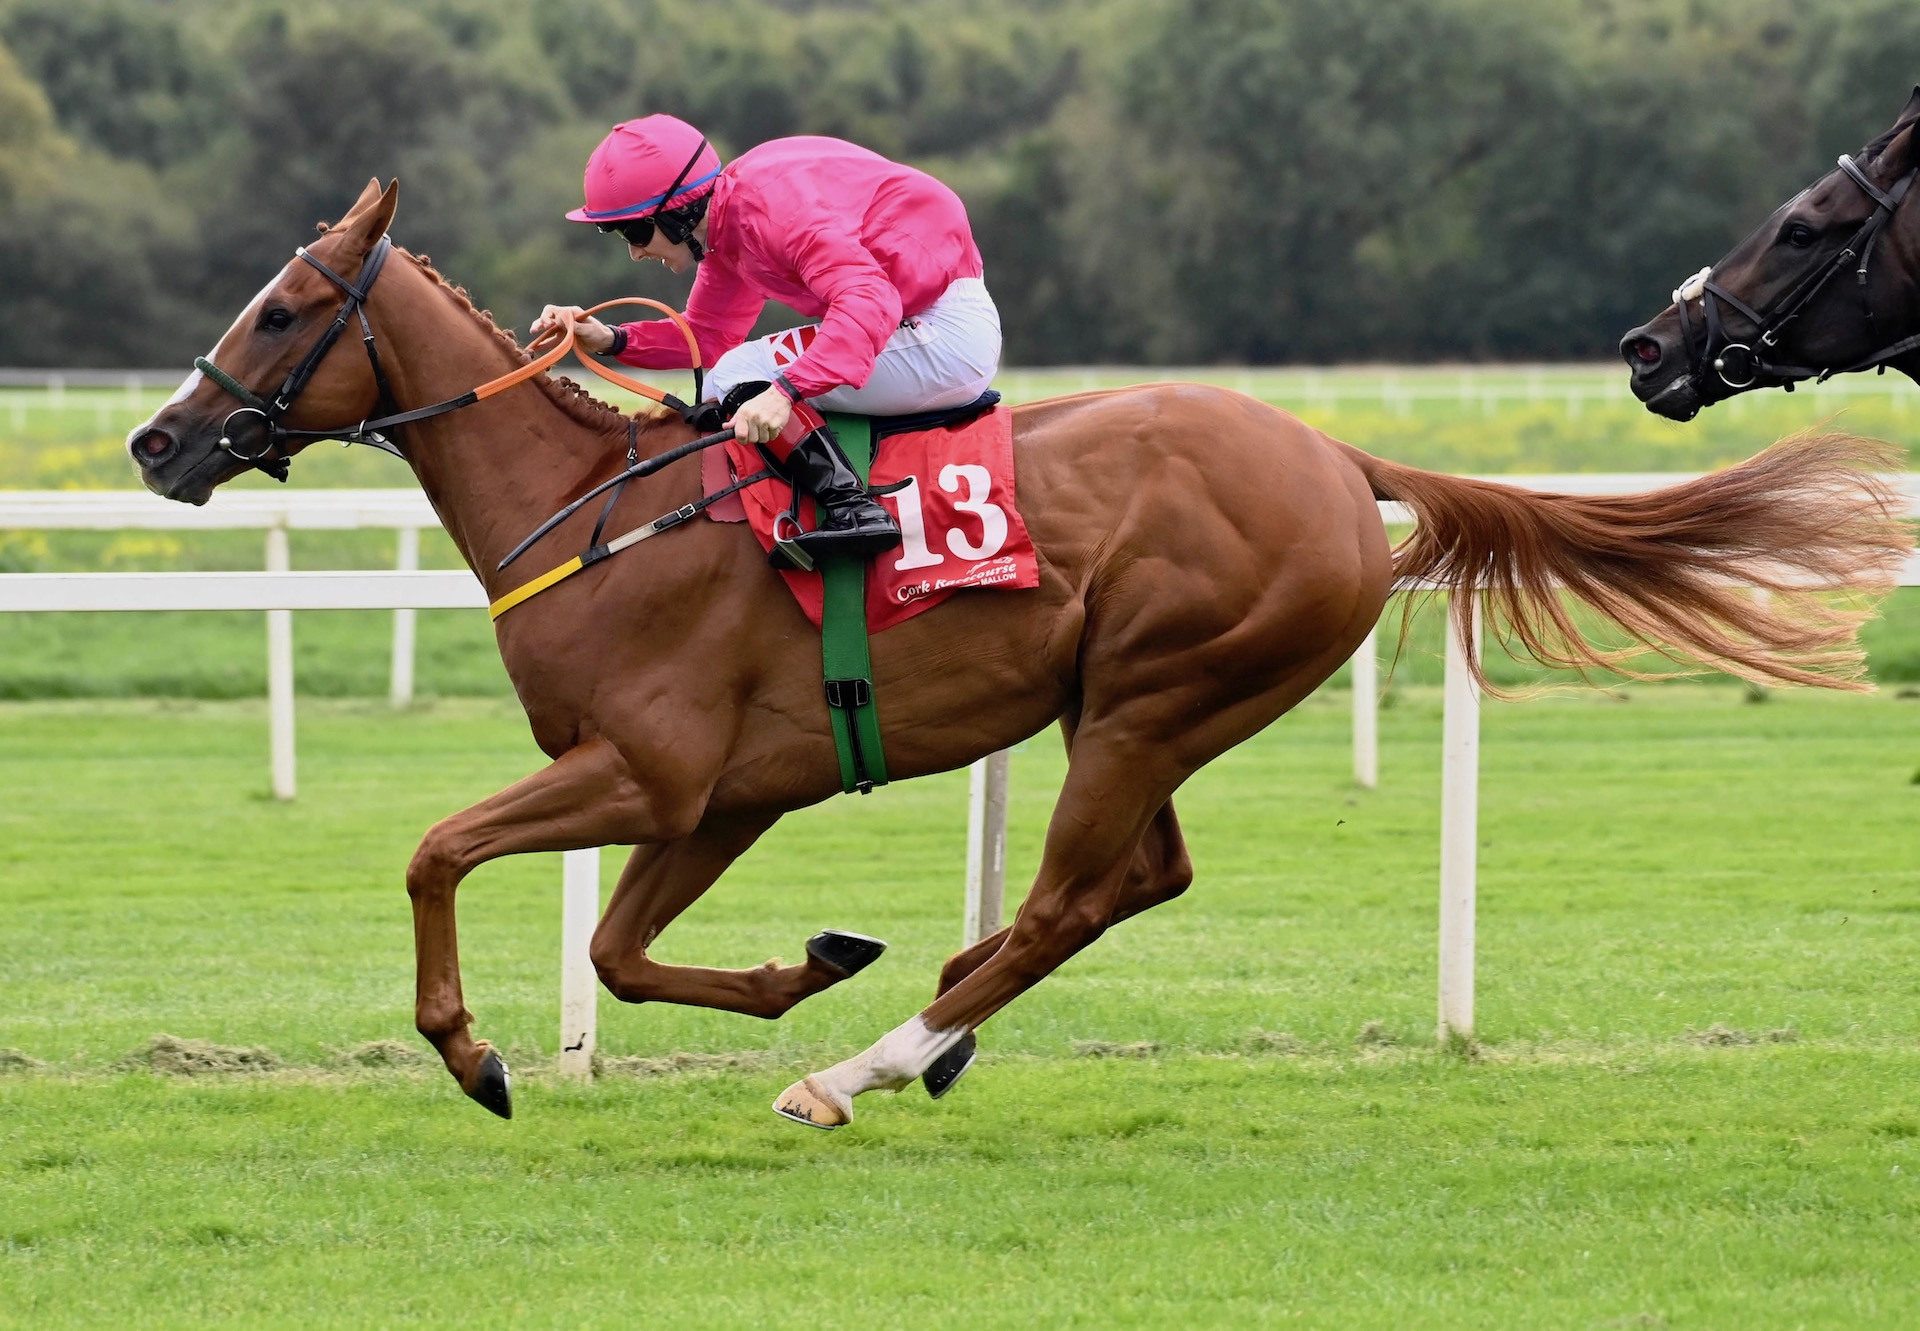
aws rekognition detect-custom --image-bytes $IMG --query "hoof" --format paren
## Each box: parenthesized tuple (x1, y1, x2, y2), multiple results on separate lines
(772, 1075, 849, 1130)
(923, 1032, 976, 1100)
(466, 1048, 513, 1120)
(805, 929, 888, 979)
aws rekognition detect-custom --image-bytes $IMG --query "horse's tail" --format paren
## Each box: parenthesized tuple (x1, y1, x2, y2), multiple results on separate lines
(1333, 432, 1911, 694)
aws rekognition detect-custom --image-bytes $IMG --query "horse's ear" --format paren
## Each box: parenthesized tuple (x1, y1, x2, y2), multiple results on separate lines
(333, 179, 400, 260)
(344, 177, 384, 218)
(1882, 89, 1920, 169)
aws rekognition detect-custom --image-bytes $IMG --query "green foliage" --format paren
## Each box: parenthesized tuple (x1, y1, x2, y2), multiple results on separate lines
(0, 0, 221, 166)
(0, 0, 1916, 367)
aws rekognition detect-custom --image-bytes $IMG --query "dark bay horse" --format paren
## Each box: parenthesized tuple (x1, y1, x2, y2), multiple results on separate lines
(128, 180, 1910, 1129)
(1622, 87, 1920, 418)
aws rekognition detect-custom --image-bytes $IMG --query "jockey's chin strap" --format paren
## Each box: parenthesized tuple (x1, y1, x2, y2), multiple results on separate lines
(1670, 153, 1920, 398)
(192, 233, 709, 482)
(650, 138, 710, 263)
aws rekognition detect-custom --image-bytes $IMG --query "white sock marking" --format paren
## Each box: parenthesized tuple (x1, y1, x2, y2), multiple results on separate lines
(811, 1016, 967, 1108)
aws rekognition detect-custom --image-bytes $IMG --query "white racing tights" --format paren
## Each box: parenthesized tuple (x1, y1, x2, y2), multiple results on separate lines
(704, 276, 1002, 414)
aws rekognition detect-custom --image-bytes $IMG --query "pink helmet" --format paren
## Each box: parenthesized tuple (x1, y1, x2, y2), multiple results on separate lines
(565, 114, 723, 223)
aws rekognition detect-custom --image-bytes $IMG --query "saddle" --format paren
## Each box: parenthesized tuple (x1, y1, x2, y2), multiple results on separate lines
(687, 385, 1002, 442)
(703, 388, 1034, 797)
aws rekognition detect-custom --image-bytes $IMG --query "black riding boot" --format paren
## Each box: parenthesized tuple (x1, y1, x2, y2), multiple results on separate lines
(781, 423, 902, 562)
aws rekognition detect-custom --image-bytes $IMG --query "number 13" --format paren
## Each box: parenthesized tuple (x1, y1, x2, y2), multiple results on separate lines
(888, 464, 1009, 571)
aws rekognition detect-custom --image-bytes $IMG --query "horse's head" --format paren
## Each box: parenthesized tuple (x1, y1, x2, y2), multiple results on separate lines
(129, 179, 402, 504)
(1620, 88, 1920, 421)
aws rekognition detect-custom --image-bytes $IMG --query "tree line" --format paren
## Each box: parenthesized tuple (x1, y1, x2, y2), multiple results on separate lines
(1, 0, 1914, 369)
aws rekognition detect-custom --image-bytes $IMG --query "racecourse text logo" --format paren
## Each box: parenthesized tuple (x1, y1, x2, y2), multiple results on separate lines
(894, 555, 1021, 603)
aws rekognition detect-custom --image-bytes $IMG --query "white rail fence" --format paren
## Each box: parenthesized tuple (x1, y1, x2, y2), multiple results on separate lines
(0, 491, 443, 752)
(6, 364, 1917, 435)
(3, 479, 1915, 1072)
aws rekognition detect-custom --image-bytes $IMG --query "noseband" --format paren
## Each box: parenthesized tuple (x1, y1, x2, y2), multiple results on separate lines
(1670, 154, 1919, 397)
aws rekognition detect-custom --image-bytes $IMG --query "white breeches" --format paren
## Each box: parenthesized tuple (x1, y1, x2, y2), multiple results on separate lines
(705, 276, 1002, 414)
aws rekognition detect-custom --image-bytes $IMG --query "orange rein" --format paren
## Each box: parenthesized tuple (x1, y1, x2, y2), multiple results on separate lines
(466, 297, 703, 418)
(480, 300, 719, 622)
(461, 297, 703, 416)
(571, 298, 704, 411)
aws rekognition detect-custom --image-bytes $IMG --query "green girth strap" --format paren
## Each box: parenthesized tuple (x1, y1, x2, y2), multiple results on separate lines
(818, 412, 888, 794)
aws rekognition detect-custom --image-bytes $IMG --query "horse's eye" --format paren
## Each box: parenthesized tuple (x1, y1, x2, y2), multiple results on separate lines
(260, 307, 295, 332)
(1783, 222, 1818, 248)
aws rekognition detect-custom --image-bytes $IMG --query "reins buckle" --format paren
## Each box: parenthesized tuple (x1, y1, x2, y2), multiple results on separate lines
(655, 502, 699, 532)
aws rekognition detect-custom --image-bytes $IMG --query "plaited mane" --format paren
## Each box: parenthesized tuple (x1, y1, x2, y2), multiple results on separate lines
(398, 247, 631, 435)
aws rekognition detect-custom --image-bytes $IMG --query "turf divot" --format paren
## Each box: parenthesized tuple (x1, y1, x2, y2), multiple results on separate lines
(1070, 1040, 1160, 1058)
(334, 1040, 424, 1067)
(118, 1035, 281, 1075)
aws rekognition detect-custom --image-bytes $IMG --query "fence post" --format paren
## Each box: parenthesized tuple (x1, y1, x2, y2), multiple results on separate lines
(557, 847, 601, 1081)
(964, 751, 1011, 945)
(1351, 626, 1378, 789)
(1437, 596, 1482, 1045)
(390, 526, 419, 707)
(265, 523, 296, 801)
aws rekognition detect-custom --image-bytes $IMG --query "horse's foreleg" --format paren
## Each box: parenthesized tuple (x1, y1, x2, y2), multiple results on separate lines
(408, 736, 654, 1117)
(776, 738, 1176, 1128)
(589, 815, 887, 1018)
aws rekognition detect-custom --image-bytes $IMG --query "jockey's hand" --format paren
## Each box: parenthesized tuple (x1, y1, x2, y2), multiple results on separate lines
(529, 305, 615, 354)
(731, 385, 794, 445)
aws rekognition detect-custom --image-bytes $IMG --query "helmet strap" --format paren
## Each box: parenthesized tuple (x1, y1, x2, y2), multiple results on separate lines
(649, 138, 710, 261)
(657, 200, 708, 262)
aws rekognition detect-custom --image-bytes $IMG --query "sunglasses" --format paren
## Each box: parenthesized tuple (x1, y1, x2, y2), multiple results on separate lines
(597, 218, 656, 247)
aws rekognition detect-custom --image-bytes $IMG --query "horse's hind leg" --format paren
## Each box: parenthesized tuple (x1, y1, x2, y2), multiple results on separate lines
(774, 733, 1180, 1127)
(776, 599, 1374, 1129)
(408, 736, 658, 1117)
(589, 818, 888, 1018)
(921, 798, 1193, 1098)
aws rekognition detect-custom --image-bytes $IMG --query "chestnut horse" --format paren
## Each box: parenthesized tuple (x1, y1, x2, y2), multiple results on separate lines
(129, 180, 1908, 1129)
(1622, 87, 1920, 417)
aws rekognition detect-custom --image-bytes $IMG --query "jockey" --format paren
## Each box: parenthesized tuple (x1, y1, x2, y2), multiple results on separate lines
(533, 114, 1002, 561)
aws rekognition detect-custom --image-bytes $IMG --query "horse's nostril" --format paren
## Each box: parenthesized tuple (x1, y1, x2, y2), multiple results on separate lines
(134, 429, 176, 466)
(1625, 337, 1663, 368)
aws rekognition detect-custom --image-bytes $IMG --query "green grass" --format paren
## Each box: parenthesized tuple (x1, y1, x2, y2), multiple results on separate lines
(2, 688, 1917, 1325)
(6, 1054, 1917, 1329)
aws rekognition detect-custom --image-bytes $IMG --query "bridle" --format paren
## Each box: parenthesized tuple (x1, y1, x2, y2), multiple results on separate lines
(194, 236, 413, 482)
(183, 221, 758, 615)
(191, 232, 670, 483)
(1668, 152, 1920, 399)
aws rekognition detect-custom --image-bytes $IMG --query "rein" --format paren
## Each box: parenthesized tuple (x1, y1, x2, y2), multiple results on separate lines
(1670, 153, 1920, 397)
(191, 228, 777, 618)
(194, 235, 709, 481)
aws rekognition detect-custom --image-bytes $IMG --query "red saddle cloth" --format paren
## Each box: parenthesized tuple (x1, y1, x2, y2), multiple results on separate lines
(704, 405, 1037, 633)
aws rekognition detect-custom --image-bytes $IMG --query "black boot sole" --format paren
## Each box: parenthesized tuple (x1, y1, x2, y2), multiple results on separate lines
(794, 528, 903, 562)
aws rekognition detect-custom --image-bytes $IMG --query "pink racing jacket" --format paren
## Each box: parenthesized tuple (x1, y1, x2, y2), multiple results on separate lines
(613, 136, 984, 399)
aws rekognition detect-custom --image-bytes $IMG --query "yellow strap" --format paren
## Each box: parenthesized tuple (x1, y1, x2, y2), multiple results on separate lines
(488, 555, 584, 620)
